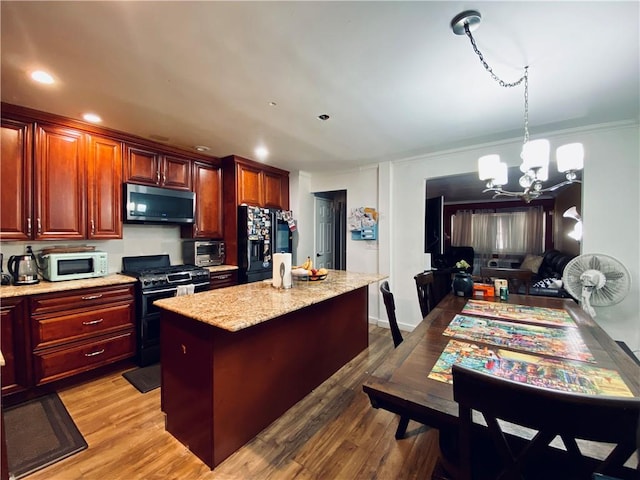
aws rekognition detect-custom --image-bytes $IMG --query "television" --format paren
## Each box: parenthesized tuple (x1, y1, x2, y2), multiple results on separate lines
(425, 195, 444, 255)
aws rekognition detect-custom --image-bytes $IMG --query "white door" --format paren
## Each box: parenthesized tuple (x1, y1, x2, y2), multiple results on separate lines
(315, 197, 335, 269)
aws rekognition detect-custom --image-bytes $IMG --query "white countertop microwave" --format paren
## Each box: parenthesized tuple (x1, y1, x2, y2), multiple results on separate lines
(39, 251, 109, 282)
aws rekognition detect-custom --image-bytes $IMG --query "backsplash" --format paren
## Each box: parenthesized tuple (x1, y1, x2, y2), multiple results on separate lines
(0, 224, 185, 274)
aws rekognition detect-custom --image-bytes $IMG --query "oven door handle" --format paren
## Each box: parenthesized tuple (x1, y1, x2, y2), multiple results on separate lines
(142, 286, 178, 296)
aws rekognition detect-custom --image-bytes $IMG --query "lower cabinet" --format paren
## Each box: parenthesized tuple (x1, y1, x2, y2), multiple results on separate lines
(0, 297, 31, 396)
(210, 270, 238, 289)
(29, 284, 135, 385)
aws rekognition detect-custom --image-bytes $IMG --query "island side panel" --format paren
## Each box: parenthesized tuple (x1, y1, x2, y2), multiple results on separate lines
(211, 286, 368, 466)
(161, 314, 215, 468)
(160, 285, 369, 470)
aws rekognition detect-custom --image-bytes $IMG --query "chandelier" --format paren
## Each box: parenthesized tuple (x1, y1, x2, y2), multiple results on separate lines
(451, 11, 584, 203)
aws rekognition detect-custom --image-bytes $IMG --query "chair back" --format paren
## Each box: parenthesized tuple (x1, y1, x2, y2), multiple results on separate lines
(380, 281, 403, 348)
(481, 267, 532, 295)
(452, 364, 640, 480)
(413, 271, 435, 318)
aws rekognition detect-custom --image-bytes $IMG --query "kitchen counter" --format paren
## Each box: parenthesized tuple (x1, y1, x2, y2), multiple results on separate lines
(0, 265, 239, 299)
(0, 273, 137, 298)
(154, 269, 385, 331)
(159, 269, 385, 469)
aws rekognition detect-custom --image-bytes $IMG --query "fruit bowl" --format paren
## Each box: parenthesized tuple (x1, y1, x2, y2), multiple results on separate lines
(308, 274, 328, 281)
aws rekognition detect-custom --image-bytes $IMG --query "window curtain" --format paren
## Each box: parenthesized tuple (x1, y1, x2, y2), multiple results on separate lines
(452, 206, 545, 271)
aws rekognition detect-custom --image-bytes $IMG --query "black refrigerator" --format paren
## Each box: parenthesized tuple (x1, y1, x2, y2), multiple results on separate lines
(238, 205, 274, 284)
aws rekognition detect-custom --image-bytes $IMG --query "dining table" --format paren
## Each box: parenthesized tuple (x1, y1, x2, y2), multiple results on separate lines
(362, 293, 640, 470)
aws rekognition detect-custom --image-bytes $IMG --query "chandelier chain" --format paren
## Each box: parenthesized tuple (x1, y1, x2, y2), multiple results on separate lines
(464, 23, 530, 144)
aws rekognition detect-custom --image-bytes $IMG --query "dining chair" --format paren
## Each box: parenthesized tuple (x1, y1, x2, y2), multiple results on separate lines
(450, 363, 640, 480)
(379, 280, 410, 439)
(414, 271, 435, 318)
(480, 267, 533, 295)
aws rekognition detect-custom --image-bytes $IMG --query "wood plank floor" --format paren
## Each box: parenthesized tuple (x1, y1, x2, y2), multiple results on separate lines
(25, 325, 440, 480)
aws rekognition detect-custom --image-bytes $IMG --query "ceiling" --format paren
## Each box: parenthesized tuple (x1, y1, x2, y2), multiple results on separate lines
(2, 1, 638, 178)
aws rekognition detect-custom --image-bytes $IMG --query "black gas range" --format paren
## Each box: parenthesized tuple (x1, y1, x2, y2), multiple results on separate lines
(122, 254, 211, 366)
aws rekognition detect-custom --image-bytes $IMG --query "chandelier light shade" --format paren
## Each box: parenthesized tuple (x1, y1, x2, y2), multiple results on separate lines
(451, 10, 583, 203)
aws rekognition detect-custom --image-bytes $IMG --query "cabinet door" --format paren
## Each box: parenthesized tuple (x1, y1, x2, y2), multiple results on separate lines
(263, 171, 289, 210)
(0, 119, 32, 240)
(87, 135, 123, 239)
(237, 163, 263, 206)
(161, 155, 192, 190)
(1, 297, 31, 396)
(124, 144, 161, 185)
(34, 123, 86, 239)
(187, 162, 223, 238)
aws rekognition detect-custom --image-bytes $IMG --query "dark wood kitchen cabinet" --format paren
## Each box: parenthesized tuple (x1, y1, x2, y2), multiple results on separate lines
(221, 155, 290, 266)
(86, 134, 123, 239)
(0, 297, 31, 397)
(124, 144, 192, 191)
(34, 123, 86, 240)
(224, 156, 289, 210)
(0, 118, 32, 240)
(30, 284, 135, 386)
(181, 161, 224, 239)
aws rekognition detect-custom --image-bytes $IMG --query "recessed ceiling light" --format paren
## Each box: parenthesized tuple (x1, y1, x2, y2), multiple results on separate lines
(317, 114, 330, 121)
(255, 146, 269, 160)
(30, 70, 55, 84)
(194, 145, 210, 152)
(83, 113, 102, 123)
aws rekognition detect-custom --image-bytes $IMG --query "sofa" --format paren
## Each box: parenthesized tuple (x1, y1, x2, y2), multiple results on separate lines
(520, 249, 577, 298)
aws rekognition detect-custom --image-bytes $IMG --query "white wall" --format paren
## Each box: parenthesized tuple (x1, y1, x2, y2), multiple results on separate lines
(305, 122, 640, 354)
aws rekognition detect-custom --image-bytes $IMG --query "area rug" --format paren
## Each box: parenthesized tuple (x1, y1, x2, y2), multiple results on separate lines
(122, 363, 161, 393)
(3, 393, 87, 479)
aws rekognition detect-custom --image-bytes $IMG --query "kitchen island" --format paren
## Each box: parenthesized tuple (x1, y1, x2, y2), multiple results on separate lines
(154, 269, 385, 469)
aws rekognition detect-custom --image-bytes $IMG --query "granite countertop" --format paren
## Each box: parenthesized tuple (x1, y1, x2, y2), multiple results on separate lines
(154, 269, 386, 332)
(0, 273, 137, 298)
(0, 265, 239, 298)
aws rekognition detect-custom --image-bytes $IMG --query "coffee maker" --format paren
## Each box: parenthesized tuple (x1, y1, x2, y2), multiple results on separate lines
(7, 246, 40, 285)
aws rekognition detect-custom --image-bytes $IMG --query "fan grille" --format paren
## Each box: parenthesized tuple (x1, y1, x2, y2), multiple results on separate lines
(563, 254, 631, 307)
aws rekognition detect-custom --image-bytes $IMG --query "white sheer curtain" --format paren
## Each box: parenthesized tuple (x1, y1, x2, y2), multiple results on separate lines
(452, 206, 545, 267)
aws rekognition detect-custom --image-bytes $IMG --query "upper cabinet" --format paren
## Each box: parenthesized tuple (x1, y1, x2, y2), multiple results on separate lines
(181, 162, 223, 239)
(221, 155, 289, 266)
(0, 118, 32, 240)
(34, 123, 87, 240)
(223, 155, 289, 210)
(86, 135, 123, 239)
(124, 144, 191, 191)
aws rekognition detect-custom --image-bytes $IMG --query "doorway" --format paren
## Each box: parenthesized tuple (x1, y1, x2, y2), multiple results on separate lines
(314, 190, 347, 271)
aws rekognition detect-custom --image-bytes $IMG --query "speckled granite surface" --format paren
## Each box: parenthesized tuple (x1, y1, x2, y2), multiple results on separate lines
(154, 270, 386, 332)
(0, 265, 239, 298)
(0, 273, 137, 298)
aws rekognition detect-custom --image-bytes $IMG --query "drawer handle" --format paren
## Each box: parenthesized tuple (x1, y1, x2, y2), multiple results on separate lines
(82, 318, 104, 326)
(85, 349, 105, 357)
(81, 294, 103, 300)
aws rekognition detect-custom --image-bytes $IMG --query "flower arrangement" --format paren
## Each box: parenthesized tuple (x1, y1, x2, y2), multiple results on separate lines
(455, 259, 471, 270)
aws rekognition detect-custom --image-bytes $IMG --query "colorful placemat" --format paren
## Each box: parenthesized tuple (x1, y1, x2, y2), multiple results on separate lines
(443, 314, 594, 363)
(462, 299, 576, 327)
(428, 338, 633, 397)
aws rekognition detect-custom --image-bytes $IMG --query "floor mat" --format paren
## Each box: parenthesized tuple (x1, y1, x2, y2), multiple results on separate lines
(3, 393, 87, 479)
(122, 363, 161, 393)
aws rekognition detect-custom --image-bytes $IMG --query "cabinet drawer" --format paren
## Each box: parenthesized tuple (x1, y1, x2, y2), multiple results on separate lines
(32, 330, 135, 385)
(210, 270, 238, 289)
(32, 303, 133, 349)
(31, 285, 134, 315)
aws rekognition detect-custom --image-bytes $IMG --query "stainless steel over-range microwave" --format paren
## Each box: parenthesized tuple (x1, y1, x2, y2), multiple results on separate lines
(124, 183, 195, 224)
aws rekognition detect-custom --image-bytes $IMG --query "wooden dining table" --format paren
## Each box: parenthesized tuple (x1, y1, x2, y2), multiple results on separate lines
(363, 293, 640, 460)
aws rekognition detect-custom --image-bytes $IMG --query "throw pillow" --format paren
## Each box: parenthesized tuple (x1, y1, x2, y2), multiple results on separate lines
(520, 254, 544, 273)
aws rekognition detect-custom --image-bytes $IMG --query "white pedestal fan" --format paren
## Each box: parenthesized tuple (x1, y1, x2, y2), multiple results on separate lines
(562, 254, 631, 317)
